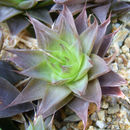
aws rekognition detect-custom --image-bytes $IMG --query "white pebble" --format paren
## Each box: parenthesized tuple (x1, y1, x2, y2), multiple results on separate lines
(96, 120, 106, 129)
(122, 45, 129, 53)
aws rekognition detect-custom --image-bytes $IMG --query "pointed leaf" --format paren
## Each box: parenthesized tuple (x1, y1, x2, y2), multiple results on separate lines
(88, 54, 110, 81)
(27, 8, 53, 26)
(55, 5, 82, 53)
(92, 15, 110, 54)
(0, 77, 33, 118)
(80, 19, 98, 55)
(98, 31, 117, 57)
(7, 15, 30, 35)
(0, 6, 22, 22)
(54, 0, 86, 4)
(8, 79, 47, 106)
(0, 61, 25, 85)
(20, 61, 53, 82)
(75, 54, 93, 80)
(79, 79, 102, 109)
(34, 115, 45, 130)
(92, 3, 110, 23)
(37, 85, 71, 118)
(111, 1, 130, 15)
(75, 6, 87, 34)
(99, 71, 127, 87)
(68, 75, 88, 96)
(7, 49, 45, 69)
(101, 87, 124, 98)
(50, 3, 85, 15)
(29, 16, 60, 49)
(68, 98, 89, 130)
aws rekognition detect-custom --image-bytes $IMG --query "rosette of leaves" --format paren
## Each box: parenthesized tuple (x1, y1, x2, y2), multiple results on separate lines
(7, 5, 127, 130)
(0, 0, 54, 35)
(51, 0, 130, 23)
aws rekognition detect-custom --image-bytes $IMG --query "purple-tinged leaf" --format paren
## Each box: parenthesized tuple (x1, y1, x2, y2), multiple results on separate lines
(104, 51, 117, 64)
(7, 49, 45, 69)
(79, 79, 102, 110)
(50, 3, 86, 15)
(68, 75, 88, 96)
(88, 54, 110, 81)
(92, 15, 110, 54)
(98, 31, 118, 57)
(88, 0, 110, 3)
(53, 0, 85, 4)
(27, 8, 53, 26)
(0, 77, 33, 118)
(36, 85, 71, 118)
(0, 30, 3, 52)
(0, 61, 25, 85)
(55, 5, 81, 53)
(20, 61, 53, 82)
(29, 17, 59, 49)
(80, 19, 98, 56)
(99, 71, 127, 87)
(68, 98, 89, 130)
(39, 94, 73, 119)
(0, 5, 22, 22)
(101, 87, 125, 98)
(92, 3, 110, 23)
(8, 79, 47, 107)
(111, 1, 130, 15)
(75, 6, 87, 34)
(7, 15, 30, 35)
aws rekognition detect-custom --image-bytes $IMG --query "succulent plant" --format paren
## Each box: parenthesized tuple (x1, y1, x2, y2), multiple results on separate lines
(6, 5, 127, 130)
(51, 0, 130, 23)
(0, 0, 53, 35)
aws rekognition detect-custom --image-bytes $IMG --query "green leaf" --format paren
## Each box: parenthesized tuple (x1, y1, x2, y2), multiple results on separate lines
(68, 75, 88, 96)
(18, 0, 37, 9)
(0, 5, 22, 22)
(75, 54, 93, 81)
(54, 5, 82, 57)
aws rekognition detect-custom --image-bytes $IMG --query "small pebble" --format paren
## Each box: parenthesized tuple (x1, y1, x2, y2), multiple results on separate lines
(101, 101, 109, 109)
(88, 126, 95, 130)
(107, 117, 112, 122)
(126, 52, 130, 60)
(96, 120, 106, 129)
(97, 110, 105, 121)
(122, 45, 129, 53)
(125, 36, 130, 48)
(91, 112, 98, 121)
(111, 62, 118, 72)
(108, 104, 120, 114)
